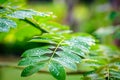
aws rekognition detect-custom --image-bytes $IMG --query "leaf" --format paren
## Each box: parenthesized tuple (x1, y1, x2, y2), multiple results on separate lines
(40, 22, 71, 33)
(110, 70, 120, 79)
(7, 10, 37, 19)
(61, 46, 86, 58)
(49, 61, 66, 80)
(21, 62, 45, 77)
(0, 18, 16, 32)
(53, 57, 77, 70)
(67, 37, 95, 53)
(18, 56, 49, 66)
(14, 25, 41, 41)
(29, 33, 65, 44)
(8, 10, 55, 19)
(56, 51, 81, 63)
(29, 37, 56, 44)
(21, 46, 52, 57)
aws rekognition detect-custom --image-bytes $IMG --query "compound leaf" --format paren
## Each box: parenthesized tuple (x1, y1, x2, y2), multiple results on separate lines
(53, 57, 77, 70)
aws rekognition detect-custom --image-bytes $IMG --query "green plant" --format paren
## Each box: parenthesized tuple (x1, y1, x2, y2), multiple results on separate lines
(0, 0, 120, 80)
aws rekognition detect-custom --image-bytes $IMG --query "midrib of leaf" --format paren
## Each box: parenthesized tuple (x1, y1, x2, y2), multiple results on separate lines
(48, 39, 64, 63)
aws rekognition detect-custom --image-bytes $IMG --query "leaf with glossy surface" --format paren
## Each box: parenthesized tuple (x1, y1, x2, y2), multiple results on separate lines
(8, 10, 37, 19)
(61, 46, 86, 58)
(53, 57, 77, 70)
(21, 62, 45, 77)
(56, 51, 81, 63)
(29, 37, 56, 44)
(49, 61, 66, 80)
(8, 10, 55, 19)
(67, 37, 95, 53)
(18, 56, 49, 66)
(0, 18, 16, 32)
(21, 46, 52, 57)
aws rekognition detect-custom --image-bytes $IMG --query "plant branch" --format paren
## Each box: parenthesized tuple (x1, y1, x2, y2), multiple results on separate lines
(0, 62, 85, 75)
(21, 18, 48, 33)
(1, 6, 48, 33)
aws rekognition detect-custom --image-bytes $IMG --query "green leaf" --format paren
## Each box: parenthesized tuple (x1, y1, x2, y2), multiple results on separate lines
(61, 46, 86, 58)
(21, 62, 45, 77)
(0, 18, 16, 32)
(67, 37, 95, 53)
(110, 70, 120, 79)
(18, 56, 49, 66)
(49, 61, 66, 80)
(56, 51, 81, 63)
(29, 37, 56, 44)
(8, 10, 37, 19)
(8, 10, 55, 19)
(29, 33, 66, 44)
(53, 57, 77, 70)
(40, 22, 71, 33)
(21, 46, 52, 57)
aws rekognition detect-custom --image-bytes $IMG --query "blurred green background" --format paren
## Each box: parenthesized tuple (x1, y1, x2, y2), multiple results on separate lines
(0, 0, 120, 80)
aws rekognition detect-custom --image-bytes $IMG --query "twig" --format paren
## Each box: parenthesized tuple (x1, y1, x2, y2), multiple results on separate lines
(21, 18, 48, 33)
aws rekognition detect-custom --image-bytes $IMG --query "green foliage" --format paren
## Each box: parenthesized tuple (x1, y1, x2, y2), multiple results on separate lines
(8, 10, 38, 19)
(49, 61, 66, 80)
(0, 18, 16, 32)
(21, 62, 45, 77)
(8, 10, 55, 20)
(19, 32, 95, 80)
(0, 2, 96, 80)
(82, 45, 120, 79)
(1, 1, 120, 80)
(0, 6, 55, 33)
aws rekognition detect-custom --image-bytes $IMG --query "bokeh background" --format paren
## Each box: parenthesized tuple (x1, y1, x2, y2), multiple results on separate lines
(0, 0, 120, 80)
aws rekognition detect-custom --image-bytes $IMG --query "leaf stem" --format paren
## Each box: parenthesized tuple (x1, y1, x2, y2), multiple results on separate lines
(21, 18, 48, 33)
(48, 39, 64, 63)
